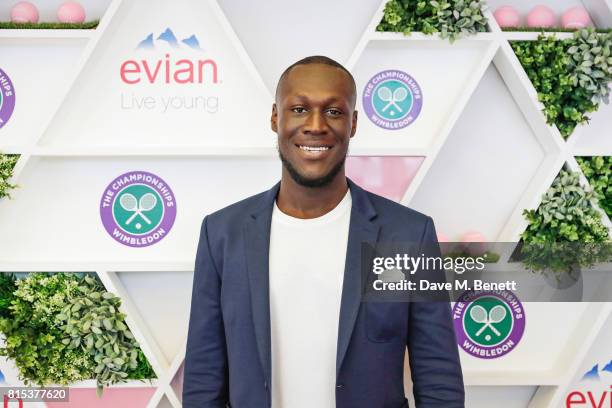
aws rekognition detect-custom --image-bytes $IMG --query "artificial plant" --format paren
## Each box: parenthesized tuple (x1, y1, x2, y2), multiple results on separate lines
(0, 154, 19, 200)
(577, 156, 612, 218)
(0, 273, 155, 396)
(377, 0, 488, 41)
(520, 170, 611, 276)
(512, 28, 612, 138)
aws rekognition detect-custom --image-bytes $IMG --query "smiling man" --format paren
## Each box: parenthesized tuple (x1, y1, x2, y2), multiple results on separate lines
(183, 56, 464, 408)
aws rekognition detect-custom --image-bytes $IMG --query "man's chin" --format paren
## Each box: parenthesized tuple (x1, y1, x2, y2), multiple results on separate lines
(279, 152, 345, 189)
(286, 167, 336, 188)
(293, 173, 334, 188)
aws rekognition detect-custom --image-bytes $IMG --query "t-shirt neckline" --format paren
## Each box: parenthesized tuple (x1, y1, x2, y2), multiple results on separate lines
(272, 189, 352, 226)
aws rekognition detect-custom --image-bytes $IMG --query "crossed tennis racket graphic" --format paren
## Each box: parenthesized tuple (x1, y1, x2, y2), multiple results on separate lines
(469, 305, 507, 337)
(377, 85, 409, 113)
(119, 192, 158, 225)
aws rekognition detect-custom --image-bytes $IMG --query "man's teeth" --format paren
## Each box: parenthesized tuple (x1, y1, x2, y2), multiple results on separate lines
(298, 145, 330, 151)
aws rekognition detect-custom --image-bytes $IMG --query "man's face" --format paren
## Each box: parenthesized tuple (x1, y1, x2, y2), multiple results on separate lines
(271, 63, 357, 188)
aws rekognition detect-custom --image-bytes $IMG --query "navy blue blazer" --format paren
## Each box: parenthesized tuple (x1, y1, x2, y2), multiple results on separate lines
(183, 179, 464, 408)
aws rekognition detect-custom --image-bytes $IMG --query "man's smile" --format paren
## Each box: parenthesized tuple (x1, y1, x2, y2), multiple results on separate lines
(295, 143, 334, 159)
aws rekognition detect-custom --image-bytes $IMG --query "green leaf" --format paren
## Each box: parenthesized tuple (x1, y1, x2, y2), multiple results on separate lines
(103, 319, 113, 331)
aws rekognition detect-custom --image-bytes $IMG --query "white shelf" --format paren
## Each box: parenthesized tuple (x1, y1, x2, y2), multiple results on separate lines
(368, 31, 496, 42)
(0, 145, 25, 154)
(0, 261, 194, 272)
(29, 146, 279, 157)
(502, 31, 577, 41)
(0, 29, 94, 39)
(22, 146, 429, 157)
(49, 379, 158, 388)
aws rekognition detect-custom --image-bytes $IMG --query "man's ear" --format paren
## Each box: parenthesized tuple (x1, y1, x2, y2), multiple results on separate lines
(350, 110, 358, 138)
(271, 103, 278, 133)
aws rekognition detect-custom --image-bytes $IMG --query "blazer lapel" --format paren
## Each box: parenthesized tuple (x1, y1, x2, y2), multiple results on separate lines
(336, 179, 380, 378)
(243, 182, 280, 389)
(242, 179, 380, 384)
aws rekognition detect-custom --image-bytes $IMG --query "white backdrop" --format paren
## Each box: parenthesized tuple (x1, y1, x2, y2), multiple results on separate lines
(0, 1, 611, 407)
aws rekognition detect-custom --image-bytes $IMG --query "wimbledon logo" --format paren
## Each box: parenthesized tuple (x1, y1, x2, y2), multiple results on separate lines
(100, 171, 176, 247)
(452, 289, 525, 359)
(362, 69, 422, 130)
(0, 68, 16, 129)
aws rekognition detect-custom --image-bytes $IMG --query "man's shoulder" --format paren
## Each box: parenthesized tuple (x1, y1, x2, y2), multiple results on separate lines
(203, 187, 272, 230)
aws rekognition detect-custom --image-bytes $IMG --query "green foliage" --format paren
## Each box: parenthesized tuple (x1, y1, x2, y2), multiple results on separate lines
(567, 29, 612, 105)
(0, 154, 19, 200)
(522, 170, 609, 243)
(0, 273, 94, 386)
(0, 21, 99, 29)
(512, 29, 612, 138)
(0, 273, 155, 395)
(0, 273, 16, 318)
(577, 156, 612, 218)
(376, 0, 488, 41)
(128, 349, 156, 380)
(520, 170, 611, 275)
(56, 274, 156, 393)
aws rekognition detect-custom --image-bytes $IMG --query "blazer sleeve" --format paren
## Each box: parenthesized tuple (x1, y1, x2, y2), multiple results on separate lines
(407, 216, 465, 408)
(183, 216, 229, 408)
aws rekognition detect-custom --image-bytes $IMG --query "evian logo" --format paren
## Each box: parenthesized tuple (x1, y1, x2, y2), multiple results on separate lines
(120, 28, 219, 85)
(566, 359, 612, 407)
(136, 28, 202, 51)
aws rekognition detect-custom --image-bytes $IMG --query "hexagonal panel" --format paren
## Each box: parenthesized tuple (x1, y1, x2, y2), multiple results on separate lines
(408, 63, 546, 241)
(0, 156, 280, 263)
(216, 0, 382, 93)
(350, 36, 493, 151)
(38, 0, 273, 149)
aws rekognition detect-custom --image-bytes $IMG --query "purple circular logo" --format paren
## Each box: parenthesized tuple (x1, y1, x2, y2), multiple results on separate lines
(362, 69, 422, 130)
(100, 171, 176, 247)
(0, 68, 16, 129)
(452, 289, 525, 359)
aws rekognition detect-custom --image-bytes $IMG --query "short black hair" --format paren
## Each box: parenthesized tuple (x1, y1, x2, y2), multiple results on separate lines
(275, 55, 357, 105)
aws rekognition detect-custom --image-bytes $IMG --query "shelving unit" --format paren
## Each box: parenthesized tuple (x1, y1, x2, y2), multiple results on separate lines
(0, 0, 611, 407)
(0, 29, 94, 39)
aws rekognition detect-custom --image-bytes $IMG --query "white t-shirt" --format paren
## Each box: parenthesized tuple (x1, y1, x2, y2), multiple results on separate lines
(269, 189, 352, 408)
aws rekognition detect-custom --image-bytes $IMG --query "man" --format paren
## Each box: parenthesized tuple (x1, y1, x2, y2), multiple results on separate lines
(183, 56, 464, 408)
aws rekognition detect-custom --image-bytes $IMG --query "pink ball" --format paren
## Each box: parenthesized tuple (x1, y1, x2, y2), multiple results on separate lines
(527, 5, 556, 28)
(459, 231, 488, 256)
(57, 1, 86, 23)
(437, 232, 449, 243)
(10, 1, 39, 23)
(494, 6, 521, 28)
(561, 6, 591, 29)
(436, 232, 451, 255)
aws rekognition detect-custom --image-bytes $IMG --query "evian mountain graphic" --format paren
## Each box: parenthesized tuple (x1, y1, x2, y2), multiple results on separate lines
(582, 359, 612, 381)
(137, 28, 202, 51)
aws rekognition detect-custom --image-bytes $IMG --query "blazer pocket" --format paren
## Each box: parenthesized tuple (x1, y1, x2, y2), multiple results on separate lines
(365, 302, 407, 343)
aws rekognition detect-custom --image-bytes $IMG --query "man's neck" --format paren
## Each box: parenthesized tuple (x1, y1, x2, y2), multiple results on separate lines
(276, 171, 349, 219)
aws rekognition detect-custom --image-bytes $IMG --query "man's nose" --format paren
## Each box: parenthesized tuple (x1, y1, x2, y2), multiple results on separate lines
(304, 110, 327, 134)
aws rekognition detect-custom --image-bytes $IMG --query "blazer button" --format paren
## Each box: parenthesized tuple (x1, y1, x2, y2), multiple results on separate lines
(264, 381, 268, 390)
(336, 384, 344, 389)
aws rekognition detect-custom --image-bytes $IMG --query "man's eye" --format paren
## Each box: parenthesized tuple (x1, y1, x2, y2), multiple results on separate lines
(291, 107, 307, 113)
(327, 109, 342, 116)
